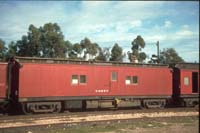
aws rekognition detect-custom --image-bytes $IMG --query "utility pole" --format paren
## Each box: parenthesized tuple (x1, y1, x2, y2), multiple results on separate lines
(156, 41, 159, 63)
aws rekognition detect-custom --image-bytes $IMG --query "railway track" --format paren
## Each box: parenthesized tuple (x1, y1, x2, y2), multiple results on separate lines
(0, 107, 198, 129)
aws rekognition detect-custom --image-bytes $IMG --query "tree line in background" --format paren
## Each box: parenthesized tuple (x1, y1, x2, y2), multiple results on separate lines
(0, 22, 184, 64)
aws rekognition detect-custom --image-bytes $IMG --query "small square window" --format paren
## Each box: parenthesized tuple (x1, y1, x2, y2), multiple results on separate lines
(112, 72, 117, 81)
(71, 75, 78, 84)
(132, 76, 138, 84)
(126, 76, 131, 85)
(80, 75, 87, 84)
(184, 77, 189, 86)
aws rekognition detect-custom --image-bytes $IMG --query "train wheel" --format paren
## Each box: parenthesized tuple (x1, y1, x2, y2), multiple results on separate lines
(53, 102, 62, 113)
(141, 101, 147, 109)
(182, 98, 199, 108)
(159, 101, 166, 109)
(21, 103, 32, 115)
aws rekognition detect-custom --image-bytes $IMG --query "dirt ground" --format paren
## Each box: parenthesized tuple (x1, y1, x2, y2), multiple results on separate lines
(0, 109, 198, 128)
(0, 116, 199, 133)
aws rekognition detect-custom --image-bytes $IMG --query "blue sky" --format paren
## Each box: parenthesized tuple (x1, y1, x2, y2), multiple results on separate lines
(0, 1, 199, 62)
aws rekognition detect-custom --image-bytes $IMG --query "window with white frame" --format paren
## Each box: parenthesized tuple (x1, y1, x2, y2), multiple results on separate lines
(126, 76, 138, 85)
(125, 76, 131, 85)
(71, 75, 78, 84)
(184, 77, 189, 86)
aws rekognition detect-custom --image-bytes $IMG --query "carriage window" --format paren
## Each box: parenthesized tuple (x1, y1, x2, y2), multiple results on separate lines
(184, 77, 189, 86)
(132, 76, 138, 84)
(126, 76, 138, 85)
(71, 75, 78, 84)
(125, 76, 131, 85)
(112, 72, 117, 81)
(80, 75, 87, 84)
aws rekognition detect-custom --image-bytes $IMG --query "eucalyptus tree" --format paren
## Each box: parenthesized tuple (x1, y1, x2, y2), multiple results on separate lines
(159, 48, 184, 64)
(129, 35, 147, 63)
(110, 43, 123, 62)
(80, 37, 100, 60)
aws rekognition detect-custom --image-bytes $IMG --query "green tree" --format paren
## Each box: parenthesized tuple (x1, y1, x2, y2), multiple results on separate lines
(14, 25, 41, 57)
(159, 48, 184, 64)
(130, 35, 147, 63)
(28, 24, 42, 57)
(64, 40, 73, 58)
(0, 38, 7, 60)
(15, 35, 29, 56)
(110, 43, 123, 62)
(138, 52, 147, 62)
(80, 37, 100, 60)
(80, 37, 91, 49)
(13, 23, 66, 58)
(40, 23, 66, 58)
(68, 43, 82, 59)
(95, 47, 110, 61)
(7, 41, 17, 58)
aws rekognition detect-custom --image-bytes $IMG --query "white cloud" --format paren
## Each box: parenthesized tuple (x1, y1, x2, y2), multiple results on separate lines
(182, 24, 190, 29)
(0, 1, 75, 43)
(131, 20, 142, 28)
(78, 24, 107, 34)
(176, 30, 193, 36)
(0, 1, 169, 44)
(145, 35, 166, 42)
(115, 20, 142, 33)
(175, 25, 197, 39)
(164, 20, 172, 28)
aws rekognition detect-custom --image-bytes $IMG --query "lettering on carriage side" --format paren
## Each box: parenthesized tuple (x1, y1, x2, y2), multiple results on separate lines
(95, 89, 109, 93)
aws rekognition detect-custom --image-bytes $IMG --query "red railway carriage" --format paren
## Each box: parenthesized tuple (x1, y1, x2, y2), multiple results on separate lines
(18, 62, 172, 98)
(0, 63, 7, 103)
(173, 63, 199, 107)
(10, 57, 172, 113)
(0, 62, 9, 112)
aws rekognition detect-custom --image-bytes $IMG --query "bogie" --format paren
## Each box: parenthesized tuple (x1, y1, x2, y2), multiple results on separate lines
(142, 99, 166, 109)
(21, 102, 62, 114)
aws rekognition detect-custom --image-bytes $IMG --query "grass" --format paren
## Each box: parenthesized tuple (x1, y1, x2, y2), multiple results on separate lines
(45, 116, 199, 133)
(48, 124, 117, 133)
(9, 116, 198, 133)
